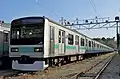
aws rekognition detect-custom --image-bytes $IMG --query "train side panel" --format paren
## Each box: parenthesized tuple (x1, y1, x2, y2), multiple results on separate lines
(0, 25, 10, 68)
(0, 30, 9, 57)
(46, 19, 86, 57)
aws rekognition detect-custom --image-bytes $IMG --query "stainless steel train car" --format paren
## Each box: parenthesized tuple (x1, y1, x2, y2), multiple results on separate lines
(9, 16, 114, 71)
(0, 22, 11, 68)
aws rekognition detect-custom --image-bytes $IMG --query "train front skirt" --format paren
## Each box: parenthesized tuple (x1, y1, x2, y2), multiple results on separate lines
(12, 60, 48, 71)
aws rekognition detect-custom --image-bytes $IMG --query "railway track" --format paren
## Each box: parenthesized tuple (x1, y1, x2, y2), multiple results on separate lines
(0, 69, 36, 79)
(66, 53, 115, 79)
(94, 53, 115, 79)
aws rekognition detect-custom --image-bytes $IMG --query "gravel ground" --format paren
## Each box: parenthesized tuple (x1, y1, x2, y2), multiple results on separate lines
(2, 53, 115, 79)
(74, 53, 114, 79)
(99, 53, 120, 79)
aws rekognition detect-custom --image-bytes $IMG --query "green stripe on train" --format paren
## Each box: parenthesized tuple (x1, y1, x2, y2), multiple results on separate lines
(54, 44, 76, 49)
(65, 45, 76, 49)
(3, 43, 9, 52)
(0, 44, 9, 53)
(54, 44, 59, 48)
(54, 44, 88, 50)
(54, 44, 102, 50)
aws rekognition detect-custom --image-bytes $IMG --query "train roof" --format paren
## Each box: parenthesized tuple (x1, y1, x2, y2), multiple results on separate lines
(11, 16, 44, 22)
(45, 17, 113, 49)
(46, 17, 88, 37)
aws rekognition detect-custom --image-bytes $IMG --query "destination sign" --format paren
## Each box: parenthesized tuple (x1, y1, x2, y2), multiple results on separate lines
(12, 18, 44, 25)
(21, 18, 44, 24)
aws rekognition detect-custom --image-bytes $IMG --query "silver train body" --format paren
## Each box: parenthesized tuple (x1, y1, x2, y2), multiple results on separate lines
(0, 23, 11, 68)
(9, 16, 114, 71)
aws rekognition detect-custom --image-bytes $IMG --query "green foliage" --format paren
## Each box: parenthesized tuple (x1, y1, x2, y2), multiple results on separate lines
(92, 37, 117, 49)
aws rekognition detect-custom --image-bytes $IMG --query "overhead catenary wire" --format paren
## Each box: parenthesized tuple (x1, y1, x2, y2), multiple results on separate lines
(88, 0, 100, 17)
(35, 0, 61, 18)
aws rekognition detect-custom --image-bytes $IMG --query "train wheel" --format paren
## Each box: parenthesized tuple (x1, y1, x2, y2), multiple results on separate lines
(80, 55, 83, 60)
(57, 62, 62, 67)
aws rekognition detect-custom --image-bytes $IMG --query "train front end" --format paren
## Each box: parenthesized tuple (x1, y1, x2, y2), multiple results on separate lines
(9, 17, 48, 71)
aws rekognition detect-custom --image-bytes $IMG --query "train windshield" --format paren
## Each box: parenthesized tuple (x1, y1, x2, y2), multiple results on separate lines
(10, 18, 44, 45)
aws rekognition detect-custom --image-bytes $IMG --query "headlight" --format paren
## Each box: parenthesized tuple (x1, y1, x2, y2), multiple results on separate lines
(34, 47, 43, 52)
(11, 48, 18, 52)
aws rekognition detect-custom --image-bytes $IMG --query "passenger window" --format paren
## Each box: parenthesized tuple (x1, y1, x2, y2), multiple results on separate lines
(4, 33, 8, 42)
(62, 32, 65, 43)
(59, 31, 61, 36)
(68, 34, 74, 45)
(92, 41, 94, 47)
(50, 26, 54, 40)
(81, 38, 84, 46)
(86, 39, 88, 46)
(89, 41, 91, 47)
(59, 31, 61, 43)
(97, 44, 99, 48)
(93, 42, 95, 47)
(75, 35, 79, 45)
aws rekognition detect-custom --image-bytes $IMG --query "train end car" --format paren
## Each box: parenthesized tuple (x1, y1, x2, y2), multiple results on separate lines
(9, 17, 49, 71)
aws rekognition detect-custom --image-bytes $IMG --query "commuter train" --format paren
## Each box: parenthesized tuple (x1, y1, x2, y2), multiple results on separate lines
(9, 16, 114, 71)
(0, 22, 11, 69)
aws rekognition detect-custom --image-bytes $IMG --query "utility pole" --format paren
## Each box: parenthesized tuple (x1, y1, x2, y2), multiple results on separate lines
(115, 16, 120, 53)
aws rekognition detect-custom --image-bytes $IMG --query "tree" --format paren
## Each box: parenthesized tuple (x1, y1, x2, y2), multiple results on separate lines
(101, 37, 106, 41)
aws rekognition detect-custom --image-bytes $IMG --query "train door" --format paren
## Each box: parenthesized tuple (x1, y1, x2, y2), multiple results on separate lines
(58, 30, 65, 54)
(3, 30, 9, 56)
(86, 38, 88, 51)
(49, 26, 55, 56)
(75, 35, 79, 53)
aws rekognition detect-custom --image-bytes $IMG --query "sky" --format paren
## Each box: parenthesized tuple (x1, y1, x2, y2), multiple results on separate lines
(0, 0, 120, 38)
